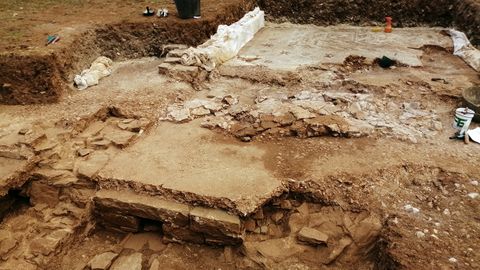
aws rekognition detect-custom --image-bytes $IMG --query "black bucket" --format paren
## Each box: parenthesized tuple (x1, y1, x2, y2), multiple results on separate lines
(174, 0, 201, 19)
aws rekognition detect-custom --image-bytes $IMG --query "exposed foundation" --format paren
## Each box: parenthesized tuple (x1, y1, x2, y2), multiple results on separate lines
(0, 0, 479, 105)
(0, 1, 479, 270)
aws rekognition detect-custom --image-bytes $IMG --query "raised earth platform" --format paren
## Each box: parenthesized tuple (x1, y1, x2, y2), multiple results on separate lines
(224, 24, 453, 70)
(96, 121, 284, 216)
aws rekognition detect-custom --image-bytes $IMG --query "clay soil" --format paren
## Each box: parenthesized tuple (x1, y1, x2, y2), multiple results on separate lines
(0, 1, 480, 270)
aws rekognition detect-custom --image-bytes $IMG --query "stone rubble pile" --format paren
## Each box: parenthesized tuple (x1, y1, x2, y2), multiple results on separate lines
(162, 90, 442, 142)
(0, 110, 153, 269)
(242, 200, 382, 268)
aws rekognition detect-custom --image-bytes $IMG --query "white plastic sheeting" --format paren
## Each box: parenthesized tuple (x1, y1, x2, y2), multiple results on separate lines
(467, 127, 480, 144)
(448, 29, 480, 72)
(74, 56, 113, 90)
(181, 7, 265, 70)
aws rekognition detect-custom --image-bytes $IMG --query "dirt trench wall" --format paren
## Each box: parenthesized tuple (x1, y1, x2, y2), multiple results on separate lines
(0, 54, 64, 104)
(259, 0, 480, 46)
(95, 6, 255, 60)
(0, 30, 100, 105)
(453, 0, 480, 46)
(0, 0, 256, 105)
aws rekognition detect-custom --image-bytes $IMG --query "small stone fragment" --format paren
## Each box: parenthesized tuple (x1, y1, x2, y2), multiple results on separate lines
(244, 219, 256, 232)
(222, 95, 238, 106)
(415, 231, 425, 238)
(29, 229, 71, 256)
(267, 224, 283, 237)
(240, 136, 252, 142)
(280, 200, 292, 209)
(191, 107, 211, 117)
(290, 106, 316, 120)
(103, 129, 136, 148)
(110, 252, 143, 270)
(348, 102, 362, 115)
(253, 209, 264, 220)
(297, 227, 329, 245)
(148, 257, 160, 270)
(88, 252, 118, 270)
(404, 204, 420, 214)
(271, 212, 284, 223)
(166, 107, 191, 123)
(0, 238, 17, 259)
(77, 148, 92, 157)
(18, 128, 32, 135)
(467, 193, 479, 199)
(91, 139, 111, 149)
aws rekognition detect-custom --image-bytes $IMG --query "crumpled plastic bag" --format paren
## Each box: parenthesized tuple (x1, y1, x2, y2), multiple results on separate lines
(74, 56, 113, 90)
(449, 29, 480, 72)
(180, 48, 215, 71)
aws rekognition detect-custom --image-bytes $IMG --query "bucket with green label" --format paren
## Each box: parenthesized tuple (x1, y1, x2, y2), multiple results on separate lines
(453, 107, 475, 137)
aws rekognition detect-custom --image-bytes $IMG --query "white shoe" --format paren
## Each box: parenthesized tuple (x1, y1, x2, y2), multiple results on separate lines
(157, 8, 168, 17)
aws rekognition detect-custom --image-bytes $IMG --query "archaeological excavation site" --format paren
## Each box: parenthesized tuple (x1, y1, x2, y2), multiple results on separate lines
(1, 0, 480, 269)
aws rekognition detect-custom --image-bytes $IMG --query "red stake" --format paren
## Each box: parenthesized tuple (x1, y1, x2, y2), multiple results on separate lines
(385, 17, 393, 33)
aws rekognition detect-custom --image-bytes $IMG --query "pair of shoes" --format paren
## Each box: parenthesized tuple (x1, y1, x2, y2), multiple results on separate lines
(193, 15, 201, 19)
(143, 6, 155, 16)
(157, 8, 168, 17)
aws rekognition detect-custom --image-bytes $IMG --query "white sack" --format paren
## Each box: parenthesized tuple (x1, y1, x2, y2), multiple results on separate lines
(449, 29, 480, 72)
(74, 56, 113, 90)
(181, 7, 265, 69)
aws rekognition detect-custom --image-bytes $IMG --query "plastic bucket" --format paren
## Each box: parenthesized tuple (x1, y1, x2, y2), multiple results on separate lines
(174, 0, 200, 19)
(453, 107, 475, 136)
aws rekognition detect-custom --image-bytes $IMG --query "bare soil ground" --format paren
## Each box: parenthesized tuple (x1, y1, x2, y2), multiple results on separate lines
(0, 2, 479, 270)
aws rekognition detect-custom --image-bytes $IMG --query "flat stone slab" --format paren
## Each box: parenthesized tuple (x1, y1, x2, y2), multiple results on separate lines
(0, 157, 34, 196)
(97, 121, 284, 215)
(95, 189, 190, 226)
(94, 189, 244, 245)
(110, 252, 142, 270)
(297, 227, 329, 245)
(87, 252, 118, 270)
(224, 23, 452, 70)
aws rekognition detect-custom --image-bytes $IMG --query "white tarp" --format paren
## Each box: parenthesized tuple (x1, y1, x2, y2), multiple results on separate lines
(467, 127, 480, 144)
(448, 29, 480, 72)
(74, 56, 113, 90)
(181, 7, 265, 70)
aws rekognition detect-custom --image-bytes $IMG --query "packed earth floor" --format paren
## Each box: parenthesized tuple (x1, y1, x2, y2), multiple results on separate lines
(0, 1, 480, 270)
